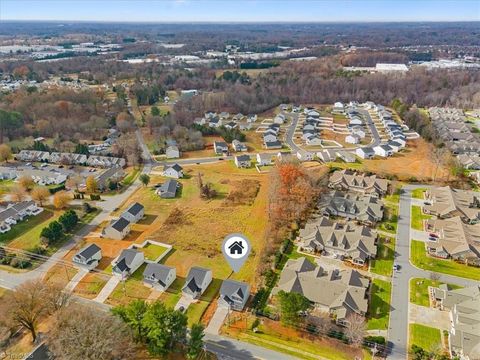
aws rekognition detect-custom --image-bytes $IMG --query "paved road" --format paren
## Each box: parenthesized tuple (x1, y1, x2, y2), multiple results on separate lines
(387, 185, 478, 360)
(358, 109, 382, 148)
(284, 113, 300, 152)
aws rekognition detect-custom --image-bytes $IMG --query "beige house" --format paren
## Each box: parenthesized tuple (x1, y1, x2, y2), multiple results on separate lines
(424, 187, 480, 224)
(299, 216, 377, 265)
(272, 257, 369, 326)
(328, 169, 389, 197)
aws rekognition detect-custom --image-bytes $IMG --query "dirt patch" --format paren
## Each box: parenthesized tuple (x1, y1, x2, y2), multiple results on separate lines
(224, 179, 261, 206)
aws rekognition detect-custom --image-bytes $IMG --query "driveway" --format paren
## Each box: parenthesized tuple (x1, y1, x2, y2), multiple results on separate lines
(93, 275, 120, 303)
(409, 304, 451, 330)
(174, 294, 195, 311)
(206, 305, 229, 335)
(64, 267, 89, 292)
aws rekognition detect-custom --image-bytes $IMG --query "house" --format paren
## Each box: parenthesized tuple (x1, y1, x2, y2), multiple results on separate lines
(224, 121, 238, 130)
(165, 145, 180, 159)
(299, 216, 377, 265)
(305, 135, 322, 146)
(424, 187, 480, 224)
(103, 217, 131, 240)
(143, 263, 176, 291)
(329, 169, 390, 197)
(121, 202, 144, 223)
(95, 167, 125, 191)
(345, 134, 360, 144)
(0, 201, 43, 234)
(214, 141, 229, 155)
(432, 286, 480, 360)
(182, 267, 213, 299)
(333, 102, 345, 113)
(255, 153, 272, 166)
(272, 257, 369, 326)
(264, 140, 282, 150)
(317, 149, 337, 163)
(274, 113, 286, 124)
(156, 179, 179, 199)
(356, 147, 375, 159)
(247, 114, 258, 123)
(387, 140, 402, 153)
(162, 163, 184, 179)
(320, 191, 384, 225)
(232, 139, 247, 152)
(277, 151, 293, 162)
(263, 132, 278, 144)
(336, 151, 356, 163)
(234, 154, 251, 168)
(112, 249, 145, 278)
(72, 243, 102, 270)
(296, 150, 314, 162)
(373, 145, 394, 157)
(218, 280, 250, 311)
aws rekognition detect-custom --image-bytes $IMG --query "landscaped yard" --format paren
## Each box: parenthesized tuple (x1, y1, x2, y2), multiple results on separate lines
(409, 324, 442, 351)
(370, 236, 395, 277)
(378, 201, 399, 234)
(186, 278, 222, 326)
(139, 243, 169, 261)
(367, 279, 391, 330)
(409, 278, 462, 307)
(106, 263, 152, 306)
(158, 278, 184, 309)
(411, 205, 431, 231)
(411, 188, 426, 199)
(411, 240, 480, 280)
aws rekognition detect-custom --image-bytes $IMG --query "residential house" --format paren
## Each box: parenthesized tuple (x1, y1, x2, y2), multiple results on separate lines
(143, 263, 176, 291)
(103, 217, 131, 240)
(373, 145, 393, 157)
(317, 149, 338, 163)
(263, 132, 278, 144)
(156, 179, 179, 199)
(0, 201, 43, 234)
(296, 150, 314, 162)
(182, 267, 213, 299)
(424, 187, 480, 224)
(320, 191, 384, 226)
(272, 257, 370, 326)
(72, 243, 102, 270)
(336, 151, 356, 163)
(305, 135, 322, 146)
(95, 167, 125, 191)
(356, 147, 375, 159)
(112, 249, 145, 278)
(274, 113, 286, 124)
(213, 141, 229, 155)
(234, 155, 251, 168)
(277, 151, 293, 162)
(218, 280, 250, 311)
(121, 202, 145, 223)
(162, 163, 184, 179)
(232, 140, 247, 152)
(328, 169, 389, 197)
(264, 140, 282, 150)
(299, 216, 377, 265)
(345, 134, 360, 144)
(224, 121, 238, 130)
(166, 145, 180, 159)
(256, 153, 274, 166)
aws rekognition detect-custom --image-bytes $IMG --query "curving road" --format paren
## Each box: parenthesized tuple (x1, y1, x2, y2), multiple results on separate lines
(387, 185, 478, 360)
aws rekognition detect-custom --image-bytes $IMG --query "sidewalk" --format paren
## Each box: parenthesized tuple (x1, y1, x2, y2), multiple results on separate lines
(94, 276, 120, 303)
(64, 268, 89, 292)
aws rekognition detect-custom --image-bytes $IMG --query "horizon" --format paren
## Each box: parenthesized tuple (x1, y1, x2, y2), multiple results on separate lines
(1, 0, 479, 22)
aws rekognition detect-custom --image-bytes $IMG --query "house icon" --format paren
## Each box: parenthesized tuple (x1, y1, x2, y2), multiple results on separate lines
(228, 241, 244, 255)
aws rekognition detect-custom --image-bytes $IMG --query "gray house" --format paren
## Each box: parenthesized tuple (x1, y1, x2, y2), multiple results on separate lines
(72, 243, 102, 270)
(112, 249, 145, 278)
(156, 179, 179, 199)
(182, 267, 212, 299)
(143, 263, 176, 291)
(219, 279, 250, 311)
(162, 163, 184, 179)
(121, 202, 144, 223)
(103, 217, 131, 240)
(165, 145, 180, 159)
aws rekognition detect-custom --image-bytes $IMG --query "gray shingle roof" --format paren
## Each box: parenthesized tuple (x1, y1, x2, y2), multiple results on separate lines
(111, 217, 130, 232)
(126, 202, 144, 216)
(77, 243, 101, 260)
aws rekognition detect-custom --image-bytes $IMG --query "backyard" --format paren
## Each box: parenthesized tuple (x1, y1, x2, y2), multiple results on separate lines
(367, 279, 391, 330)
(409, 324, 442, 352)
(411, 240, 480, 280)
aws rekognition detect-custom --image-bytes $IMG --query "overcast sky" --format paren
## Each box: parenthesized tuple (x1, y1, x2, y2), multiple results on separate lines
(1, 0, 479, 22)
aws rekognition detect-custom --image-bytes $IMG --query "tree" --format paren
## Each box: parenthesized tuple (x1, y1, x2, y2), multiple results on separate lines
(151, 106, 160, 116)
(277, 290, 310, 325)
(0, 144, 12, 163)
(112, 300, 149, 342)
(0, 281, 68, 342)
(186, 323, 205, 360)
(10, 185, 27, 202)
(46, 304, 137, 360)
(41, 220, 64, 245)
(345, 313, 366, 347)
(58, 210, 79, 232)
(74, 143, 90, 155)
(31, 186, 50, 206)
(53, 190, 71, 209)
(139, 174, 150, 186)
(18, 175, 35, 191)
(0, 109, 23, 143)
(85, 175, 97, 194)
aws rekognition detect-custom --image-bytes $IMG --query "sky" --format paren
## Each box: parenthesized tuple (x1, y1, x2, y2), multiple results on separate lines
(0, 0, 479, 22)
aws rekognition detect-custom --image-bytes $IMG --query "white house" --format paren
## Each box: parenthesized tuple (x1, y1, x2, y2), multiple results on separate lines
(213, 141, 229, 155)
(112, 249, 145, 279)
(296, 150, 314, 162)
(273, 113, 286, 124)
(162, 163, 184, 179)
(336, 151, 356, 163)
(256, 153, 273, 166)
(234, 155, 251, 168)
(356, 147, 375, 159)
(345, 134, 360, 144)
(103, 217, 131, 240)
(232, 139, 247, 152)
(333, 102, 345, 113)
(263, 133, 278, 143)
(305, 135, 322, 146)
(165, 145, 180, 159)
(72, 244, 102, 270)
(373, 145, 394, 157)
(121, 202, 144, 224)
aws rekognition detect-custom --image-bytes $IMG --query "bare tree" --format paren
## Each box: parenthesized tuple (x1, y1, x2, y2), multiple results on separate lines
(345, 313, 366, 347)
(46, 304, 137, 360)
(10, 185, 27, 202)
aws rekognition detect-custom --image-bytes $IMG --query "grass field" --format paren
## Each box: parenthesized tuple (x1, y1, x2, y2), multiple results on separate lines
(411, 188, 426, 199)
(409, 324, 442, 351)
(367, 279, 392, 330)
(409, 278, 462, 307)
(0, 179, 14, 198)
(158, 278, 184, 309)
(139, 243, 169, 261)
(106, 264, 152, 306)
(411, 205, 430, 231)
(378, 197, 399, 235)
(121, 167, 141, 187)
(370, 236, 395, 277)
(185, 278, 222, 326)
(411, 240, 480, 280)
(0, 209, 58, 245)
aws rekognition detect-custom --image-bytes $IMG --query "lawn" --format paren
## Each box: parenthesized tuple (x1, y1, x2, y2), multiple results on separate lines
(367, 279, 392, 330)
(409, 324, 441, 351)
(0, 209, 57, 245)
(411, 205, 430, 231)
(121, 167, 141, 187)
(409, 278, 462, 307)
(106, 263, 152, 306)
(370, 236, 395, 277)
(159, 278, 184, 309)
(73, 272, 109, 299)
(140, 243, 169, 261)
(185, 278, 222, 327)
(0, 179, 14, 197)
(378, 200, 399, 234)
(411, 188, 426, 199)
(411, 240, 480, 280)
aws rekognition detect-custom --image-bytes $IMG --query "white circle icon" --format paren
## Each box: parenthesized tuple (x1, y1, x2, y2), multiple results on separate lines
(224, 235, 249, 259)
